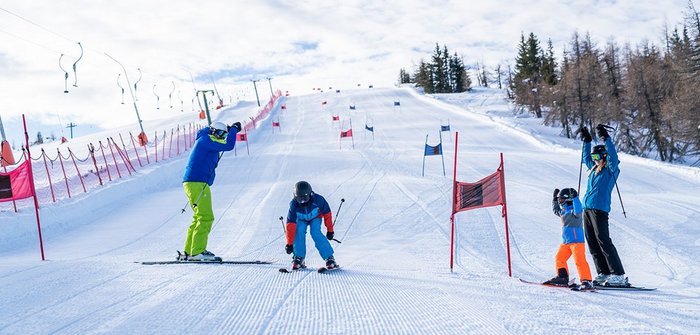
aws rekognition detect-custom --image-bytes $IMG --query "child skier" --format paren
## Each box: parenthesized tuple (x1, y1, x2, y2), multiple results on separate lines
(543, 188, 594, 290)
(284, 181, 338, 270)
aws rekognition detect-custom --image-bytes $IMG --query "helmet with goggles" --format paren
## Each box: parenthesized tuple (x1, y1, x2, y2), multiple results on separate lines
(591, 145, 607, 161)
(294, 181, 313, 205)
(210, 121, 228, 139)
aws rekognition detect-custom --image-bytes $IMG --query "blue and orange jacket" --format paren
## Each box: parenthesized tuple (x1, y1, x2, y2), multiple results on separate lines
(582, 137, 619, 213)
(552, 197, 584, 244)
(182, 126, 237, 185)
(285, 193, 333, 245)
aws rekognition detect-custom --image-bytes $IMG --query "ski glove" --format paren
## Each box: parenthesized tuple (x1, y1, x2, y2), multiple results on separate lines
(285, 244, 294, 254)
(230, 122, 242, 132)
(579, 127, 592, 143)
(596, 124, 609, 141)
(553, 188, 560, 201)
(326, 231, 334, 240)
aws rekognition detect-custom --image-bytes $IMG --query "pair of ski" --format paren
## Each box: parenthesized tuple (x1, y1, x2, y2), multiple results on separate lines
(279, 266, 341, 274)
(140, 259, 273, 265)
(519, 278, 656, 291)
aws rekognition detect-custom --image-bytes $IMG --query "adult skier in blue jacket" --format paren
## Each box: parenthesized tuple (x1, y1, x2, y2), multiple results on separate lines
(580, 124, 627, 286)
(181, 121, 240, 261)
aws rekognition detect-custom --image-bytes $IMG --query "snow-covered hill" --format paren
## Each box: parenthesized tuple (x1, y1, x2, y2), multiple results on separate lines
(1, 87, 698, 334)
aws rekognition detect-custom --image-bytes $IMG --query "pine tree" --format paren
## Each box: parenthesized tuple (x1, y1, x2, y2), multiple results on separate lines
(514, 32, 544, 117)
(431, 43, 447, 93)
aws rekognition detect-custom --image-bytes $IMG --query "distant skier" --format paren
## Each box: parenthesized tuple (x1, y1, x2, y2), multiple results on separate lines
(284, 181, 338, 270)
(180, 121, 241, 261)
(579, 125, 627, 286)
(543, 188, 594, 290)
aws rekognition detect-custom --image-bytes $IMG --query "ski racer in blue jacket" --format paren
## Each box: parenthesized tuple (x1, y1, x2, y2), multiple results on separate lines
(181, 121, 240, 261)
(580, 125, 627, 286)
(284, 181, 338, 270)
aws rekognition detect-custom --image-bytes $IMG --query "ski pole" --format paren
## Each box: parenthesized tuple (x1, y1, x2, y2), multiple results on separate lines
(599, 124, 626, 217)
(613, 171, 627, 218)
(575, 126, 585, 194)
(279, 216, 286, 233)
(329, 198, 345, 243)
(334, 198, 345, 224)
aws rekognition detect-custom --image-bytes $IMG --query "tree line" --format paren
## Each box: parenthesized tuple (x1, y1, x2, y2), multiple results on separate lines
(400, 6, 700, 165)
(512, 6, 700, 164)
(399, 43, 471, 94)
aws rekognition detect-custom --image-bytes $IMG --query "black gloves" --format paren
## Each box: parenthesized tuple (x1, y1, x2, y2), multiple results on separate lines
(596, 124, 609, 141)
(285, 244, 293, 254)
(553, 188, 560, 201)
(326, 231, 334, 240)
(230, 122, 241, 132)
(579, 127, 592, 143)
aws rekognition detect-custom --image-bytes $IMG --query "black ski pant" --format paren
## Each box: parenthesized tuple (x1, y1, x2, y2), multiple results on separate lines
(583, 209, 625, 275)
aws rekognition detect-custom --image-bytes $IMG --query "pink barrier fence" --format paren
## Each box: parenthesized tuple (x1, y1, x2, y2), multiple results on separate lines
(243, 90, 282, 131)
(1, 122, 202, 211)
(2, 91, 285, 213)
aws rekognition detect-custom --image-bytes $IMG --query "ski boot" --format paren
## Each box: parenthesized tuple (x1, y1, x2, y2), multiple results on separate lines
(189, 250, 219, 261)
(176, 251, 189, 261)
(592, 273, 610, 286)
(579, 280, 595, 291)
(325, 255, 339, 270)
(604, 274, 629, 287)
(292, 256, 306, 270)
(543, 268, 569, 287)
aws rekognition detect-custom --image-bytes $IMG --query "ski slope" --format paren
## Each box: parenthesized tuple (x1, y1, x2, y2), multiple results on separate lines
(1, 87, 699, 334)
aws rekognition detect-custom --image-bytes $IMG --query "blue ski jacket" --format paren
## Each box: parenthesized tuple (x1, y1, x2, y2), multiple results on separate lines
(553, 197, 584, 244)
(285, 194, 333, 245)
(182, 126, 237, 185)
(582, 137, 619, 213)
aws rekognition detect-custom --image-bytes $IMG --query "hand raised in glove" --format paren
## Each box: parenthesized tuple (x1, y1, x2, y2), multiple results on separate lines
(230, 122, 242, 132)
(553, 188, 560, 201)
(579, 127, 592, 143)
(285, 244, 293, 254)
(326, 231, 334, 240)
(596, 124, 609, 141)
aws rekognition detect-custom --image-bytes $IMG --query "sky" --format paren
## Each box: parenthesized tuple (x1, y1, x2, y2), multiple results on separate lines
(1, 85, 698, 334)
(0, 0, 695, 144)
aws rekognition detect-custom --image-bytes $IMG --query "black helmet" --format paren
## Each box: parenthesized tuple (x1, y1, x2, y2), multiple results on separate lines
(558, 188, 578, 204)
(592, 145, 607, 161)
(294, 181, 313, 204)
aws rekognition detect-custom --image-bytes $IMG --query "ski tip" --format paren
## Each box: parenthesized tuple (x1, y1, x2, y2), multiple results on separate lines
(318, 266, 340, 273)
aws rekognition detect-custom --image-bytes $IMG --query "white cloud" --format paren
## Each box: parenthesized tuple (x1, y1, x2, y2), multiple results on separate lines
(0, 0, 692, 141)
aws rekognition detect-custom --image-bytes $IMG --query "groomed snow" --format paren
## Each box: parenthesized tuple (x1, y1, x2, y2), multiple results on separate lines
(1, 87, 698, 334)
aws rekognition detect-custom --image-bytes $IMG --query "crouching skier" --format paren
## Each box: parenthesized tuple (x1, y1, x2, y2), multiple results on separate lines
(284, 181, 339, 270)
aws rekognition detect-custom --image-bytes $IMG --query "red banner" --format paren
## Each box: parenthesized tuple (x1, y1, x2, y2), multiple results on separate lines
(237, 133, 248, 141)
(453, 169, 503, 213)
(0, 160, 34, 202)
(272, 121, 280, 127)
(332, 116, 339, 121)
(340, 129, 353, 138)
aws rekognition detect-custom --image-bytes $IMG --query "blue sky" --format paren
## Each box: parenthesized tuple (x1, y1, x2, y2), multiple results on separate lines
(0, 0, 693, 143)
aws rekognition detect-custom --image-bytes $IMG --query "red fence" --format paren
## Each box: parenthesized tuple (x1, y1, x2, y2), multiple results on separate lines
(243, 90, 282, 131)
(2, 122, 201, 211)
(2, 90, 285, 213)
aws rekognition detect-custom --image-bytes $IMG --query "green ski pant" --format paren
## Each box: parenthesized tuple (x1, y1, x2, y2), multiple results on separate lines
(183, 182, 214, 256)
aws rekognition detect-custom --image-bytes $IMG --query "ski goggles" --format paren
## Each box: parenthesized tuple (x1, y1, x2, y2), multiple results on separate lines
(295, 193, 311, 204)
(591, 153, 603, 161)
(213, 129, 228, 138)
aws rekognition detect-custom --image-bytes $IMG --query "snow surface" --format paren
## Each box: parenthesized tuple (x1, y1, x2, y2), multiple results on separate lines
(1, 87, 699, 334)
